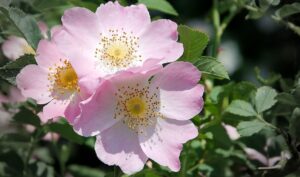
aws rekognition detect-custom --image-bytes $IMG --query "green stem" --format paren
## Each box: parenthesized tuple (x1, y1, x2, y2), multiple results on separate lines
(24, 127, 44, 176)
(212, 0, 221, 58)
(257, 115, 279, 131)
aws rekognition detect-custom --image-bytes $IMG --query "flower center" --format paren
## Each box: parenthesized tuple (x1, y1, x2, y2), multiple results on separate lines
(126, 96, 147, 117)
(114, 84, 161, 133)
(95, 29, 142, 74)
(23, 44, 35, 55)
(48, 60, 80, 99)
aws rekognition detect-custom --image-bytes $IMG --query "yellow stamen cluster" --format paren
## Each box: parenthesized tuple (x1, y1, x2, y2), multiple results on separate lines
(23, 44, 36, 55)
(95, 29, 142, 71)
(47, 60, 80, 99)
(114, 83, 161, 133)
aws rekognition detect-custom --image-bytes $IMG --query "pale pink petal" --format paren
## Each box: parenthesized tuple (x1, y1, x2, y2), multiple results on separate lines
(53, 28, 98, 77)
(38, 21, 48, 39)
(8, 87, 26, 102)
(42, 100, 68, 122)
(223, 124, 240, 141)
(64, 94, 81, 124)
(139, 118, 198, 171)
(96, 2, 150, 34)
(35, 40, 65, 69)
(2, 36, 27, 60)
(50, 25, 62, 37)
(73, 81, 118, 136)
(244, 148, 268, 165)
(139, 20, 183, 63)
(160, 85, 204, 120)
(152, 62, 201, 91)
(95, 122, 147, 175)
(62, 7, 100, 44)
(16, 65, 51, 104)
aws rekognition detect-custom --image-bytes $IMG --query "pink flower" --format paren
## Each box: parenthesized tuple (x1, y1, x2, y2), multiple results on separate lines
(73, 62, 203, 174)
(1, 36, 35, 60)
(16, 39, 99, 124)
(53, 1, 183, 78)
(1, 22, 60, 60)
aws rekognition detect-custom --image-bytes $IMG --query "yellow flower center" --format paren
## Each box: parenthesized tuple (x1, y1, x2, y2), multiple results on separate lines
(48, 60, 80, 99)
(126, 96, 147, 117)
(94, 29, 142, 74)
(106, 43, 129, 60)
(55, 65, 78, 90)
(114, 84, 162, 133)
(23, 44, 36, 55)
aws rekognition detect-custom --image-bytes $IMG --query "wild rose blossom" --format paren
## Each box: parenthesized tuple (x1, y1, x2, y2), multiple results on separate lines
(53, 1, 183, 78)
(16, 39, 99, 123)
(1, 22, 55, 60)
(73, 62, 204, 174)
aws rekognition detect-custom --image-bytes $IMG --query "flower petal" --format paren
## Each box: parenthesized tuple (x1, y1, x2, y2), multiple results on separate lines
(152, 62, 201, 91)
(96, 2, 150, 34)
(139, 20, 183, 63)
(139, 118, 198, 171)
(160, 85, 204, 120)
(2, 36, 27, 60)
(73, 80, 118, 136)
(16, 65, 51, 104)
(95, 122, 147, 175)
(36, 40, 65, 69)
(42, 100, 69, 122)
(53, 27, 98, 77)
(61, 7, 100, 46)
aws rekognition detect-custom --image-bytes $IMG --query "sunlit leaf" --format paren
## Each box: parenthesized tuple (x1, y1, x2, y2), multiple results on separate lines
(138, 0, 178, 16)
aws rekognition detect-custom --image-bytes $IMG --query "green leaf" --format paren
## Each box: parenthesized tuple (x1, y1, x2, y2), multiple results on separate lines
(237, 120, 265, 136)
(47, 121, 85, 144)
(138, 0, 178, 16)
(178, 25, 209, 61)
(275, 2, 300, 19)
(193, 56, 229, 80)
(226, 100, 257, 117)
(29, 161, 55, 177)
(13, 107, 41, 127)
(255, 86, 277, 113)
(0, 4, 42, 49)
(0, 55, 36, 85)
(289, 108, 300, 140)
(286, 21, 300, 36)
(68, 165, 105, 177)
(276, 93, 298, 106)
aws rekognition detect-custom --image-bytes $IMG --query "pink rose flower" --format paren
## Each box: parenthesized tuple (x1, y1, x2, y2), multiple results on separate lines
(73, 62, 204, 174)
(53, 1, 183, 78)
(16, 39, 99, 123)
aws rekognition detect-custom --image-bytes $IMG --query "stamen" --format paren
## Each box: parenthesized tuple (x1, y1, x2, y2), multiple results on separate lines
(114, 83, 162, 133)
(47, 59, 80, 100)
(94, 29, 142, 74)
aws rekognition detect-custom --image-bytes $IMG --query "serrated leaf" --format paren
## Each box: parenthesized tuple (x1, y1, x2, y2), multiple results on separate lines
(178, 25, 209, 61)
(255, 86, 277, 113)
(68, 165, 105, 177)
(237, 120, 265, 136)
(193, 56, 229, 80)
(0, 4, 42, 49)
(13, 107, 41, 127)
(275, 2, 300, 19)
(47, 121, 85, 144)
(138, 0, 178, 16)
(226, 100, 257, 117)
(0, 55, 36, 85)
